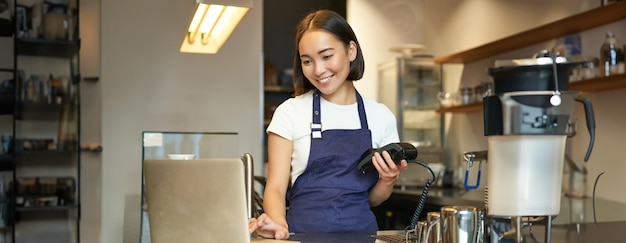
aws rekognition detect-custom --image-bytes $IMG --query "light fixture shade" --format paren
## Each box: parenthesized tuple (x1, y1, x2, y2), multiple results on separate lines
(180, 0, 253, 54)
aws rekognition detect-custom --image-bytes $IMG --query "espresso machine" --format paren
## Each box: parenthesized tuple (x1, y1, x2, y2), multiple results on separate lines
(464, 54, 596, 243)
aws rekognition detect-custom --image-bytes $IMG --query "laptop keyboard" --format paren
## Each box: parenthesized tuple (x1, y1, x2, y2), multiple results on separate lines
(375, 233, 417, 243)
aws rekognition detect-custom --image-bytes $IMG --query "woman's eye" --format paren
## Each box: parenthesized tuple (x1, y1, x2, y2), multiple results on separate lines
(301, 59, 311, 65)
(323, 55, 333, 60)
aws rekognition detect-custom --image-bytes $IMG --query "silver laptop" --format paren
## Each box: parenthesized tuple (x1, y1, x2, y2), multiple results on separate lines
(144, 158, 298, 243)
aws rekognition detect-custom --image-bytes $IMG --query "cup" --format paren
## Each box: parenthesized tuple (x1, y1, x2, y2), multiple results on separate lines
(440, 206, 482, 243)
(438, 91, 458, 107)
(415, 221, 429, 243)
(426, 212, 441, 243)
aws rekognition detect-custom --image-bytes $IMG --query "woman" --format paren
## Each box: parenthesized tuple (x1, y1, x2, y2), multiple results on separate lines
(249, 10, 408, 239)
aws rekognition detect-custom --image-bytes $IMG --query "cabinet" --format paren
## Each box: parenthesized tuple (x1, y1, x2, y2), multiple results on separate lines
(378, 55, 442, 148)
(435, 1, 626, 114)
(377, 55, 445, 190)
(0, 1, 81, 242)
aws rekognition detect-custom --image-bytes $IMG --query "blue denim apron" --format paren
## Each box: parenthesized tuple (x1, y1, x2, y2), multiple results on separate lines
(286, 91, 380, 233)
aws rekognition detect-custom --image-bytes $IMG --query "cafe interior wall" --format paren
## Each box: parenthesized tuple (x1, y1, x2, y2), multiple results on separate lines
(347, 0, 426, 101)
(92, 0, 264, 242)
(78, 0, 101, 242)
(77, 0, 626, 242)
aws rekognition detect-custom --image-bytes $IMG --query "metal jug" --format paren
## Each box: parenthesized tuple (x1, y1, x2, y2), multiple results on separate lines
(440, 206, 484, 243)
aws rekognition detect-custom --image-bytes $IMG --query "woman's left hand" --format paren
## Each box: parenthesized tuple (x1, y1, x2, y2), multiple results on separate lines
(372, 150, 409, 183)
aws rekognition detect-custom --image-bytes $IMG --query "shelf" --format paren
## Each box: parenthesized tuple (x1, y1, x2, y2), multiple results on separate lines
(82, 76, 100, 82)
(404, 105, 440, 111)
(15, 149, 77, 156)
(435, 102, 483, 114)
(0, 95, 14, 115)
(403, 126, 440, 130)
(80, 145, 102, 152)
(436, 73, 626, 114)
(0, 154, 14, 171)
(16, 38, 80, 58)
(18, 101, 76, 110)
(403, 82, 440, 88)
(570, 73, 626, 92)
(264, 85, 293, 92)
(434, 1, 626, 64)
(16, 204, 77, 212)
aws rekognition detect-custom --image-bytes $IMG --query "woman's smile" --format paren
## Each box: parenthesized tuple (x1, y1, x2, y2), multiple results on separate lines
(316, 74, 335, 84)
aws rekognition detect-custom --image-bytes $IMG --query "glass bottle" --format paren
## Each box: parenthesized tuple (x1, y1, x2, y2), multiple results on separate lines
(600, 32, 620, 76)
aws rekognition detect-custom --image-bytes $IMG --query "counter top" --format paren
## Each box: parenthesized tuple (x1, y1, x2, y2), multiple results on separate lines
(286, 221, 626, 243)
(390, 187, 626, 225)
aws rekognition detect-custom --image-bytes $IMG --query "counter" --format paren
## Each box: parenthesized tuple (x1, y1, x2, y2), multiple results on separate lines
(286, 221, 626, 242)
(388, 187, 626, 225)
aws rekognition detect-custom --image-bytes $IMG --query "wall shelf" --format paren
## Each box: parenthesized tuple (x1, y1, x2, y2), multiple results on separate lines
(570, 73, 626, 92)
(436, 102, 482, 114)
(16, 38, 80, 58)
(434, 2, 626, 114)
(436, 74, 626, 114)
(80, 145, 103, 152)
(264, 85, 293, 93)
(16, 205, 78, 212)
(434, 1, 626, 64)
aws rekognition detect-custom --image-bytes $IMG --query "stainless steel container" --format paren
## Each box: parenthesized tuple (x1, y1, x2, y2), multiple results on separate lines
(441, 206, 482, 243)
(427, 212, 442, 243)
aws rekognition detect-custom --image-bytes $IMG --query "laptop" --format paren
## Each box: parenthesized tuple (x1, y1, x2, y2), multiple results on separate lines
(144, 158, 298, 243)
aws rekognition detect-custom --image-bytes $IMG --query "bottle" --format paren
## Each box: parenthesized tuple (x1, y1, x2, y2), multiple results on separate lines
(600, 32, 621, 76)
(617, 45, 626, 74)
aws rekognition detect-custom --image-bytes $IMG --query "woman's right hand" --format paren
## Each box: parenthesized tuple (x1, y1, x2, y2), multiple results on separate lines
(249, 213, 290, 240)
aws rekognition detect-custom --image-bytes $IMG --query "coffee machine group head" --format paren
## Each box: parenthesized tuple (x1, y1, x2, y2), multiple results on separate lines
(475, 54, 596, 242)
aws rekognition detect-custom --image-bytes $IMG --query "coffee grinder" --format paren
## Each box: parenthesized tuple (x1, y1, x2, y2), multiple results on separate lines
(464, 54, 596, 243)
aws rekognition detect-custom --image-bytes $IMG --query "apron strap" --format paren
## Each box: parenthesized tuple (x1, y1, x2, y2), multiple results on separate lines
(312, 91, 322, 138)
(311, 90, 369, 139)
(355, 91, 369, 130)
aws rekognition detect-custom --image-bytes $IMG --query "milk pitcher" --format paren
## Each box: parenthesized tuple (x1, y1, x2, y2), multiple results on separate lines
(411, 212, 442, 243)
(440, 206, 484, 243)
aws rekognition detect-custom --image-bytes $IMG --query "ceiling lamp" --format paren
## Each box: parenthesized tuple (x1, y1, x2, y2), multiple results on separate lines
(180, 0, 252, 54)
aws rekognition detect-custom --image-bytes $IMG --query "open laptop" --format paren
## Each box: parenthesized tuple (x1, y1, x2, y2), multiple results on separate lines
(144, 158, 298, 243)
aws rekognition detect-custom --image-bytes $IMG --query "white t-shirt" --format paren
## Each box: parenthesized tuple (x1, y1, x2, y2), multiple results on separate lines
(267, 91, 400, 184)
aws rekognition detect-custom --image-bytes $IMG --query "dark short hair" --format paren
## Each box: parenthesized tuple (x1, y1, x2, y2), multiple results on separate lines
(292, 10, 365, 96)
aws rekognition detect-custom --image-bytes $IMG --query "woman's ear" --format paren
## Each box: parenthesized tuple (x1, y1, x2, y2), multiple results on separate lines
(348, 41, 357, 62)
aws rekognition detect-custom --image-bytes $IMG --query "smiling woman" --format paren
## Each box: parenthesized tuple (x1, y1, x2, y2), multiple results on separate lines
(248, 10, 408, 240)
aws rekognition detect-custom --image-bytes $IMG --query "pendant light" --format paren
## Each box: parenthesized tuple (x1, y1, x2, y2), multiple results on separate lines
(180, 0, 252, 54)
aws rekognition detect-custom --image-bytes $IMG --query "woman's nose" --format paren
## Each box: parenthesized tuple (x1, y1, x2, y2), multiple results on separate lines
(313, 62, 325, 76)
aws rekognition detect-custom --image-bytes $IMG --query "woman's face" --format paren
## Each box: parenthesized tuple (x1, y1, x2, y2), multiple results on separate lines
(298, 29, 356, 96)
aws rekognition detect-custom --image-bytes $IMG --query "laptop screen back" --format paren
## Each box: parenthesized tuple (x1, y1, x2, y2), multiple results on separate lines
(143, 158, 250, 243)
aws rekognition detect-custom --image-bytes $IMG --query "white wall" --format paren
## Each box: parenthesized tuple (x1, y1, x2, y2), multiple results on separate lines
(347, 0, 425, 101)
(79, 0, 102, 242)
(96, 0, 264, 242)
